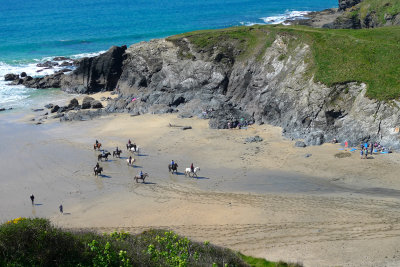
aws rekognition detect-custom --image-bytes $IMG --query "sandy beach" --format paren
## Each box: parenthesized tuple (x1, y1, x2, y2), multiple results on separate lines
(1, 110, 400, 266)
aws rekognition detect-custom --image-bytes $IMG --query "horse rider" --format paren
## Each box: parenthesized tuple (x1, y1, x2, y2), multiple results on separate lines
(116, 146, 119, 153)
(133, 143, 137, 151)
(139, 170, 143, 179)
(95, 162, 100, 171)
(128, 139, 131, 145)
(102, 149, 105, 156)
(190, 163, 194, 173)
(171, 160, 175, 167)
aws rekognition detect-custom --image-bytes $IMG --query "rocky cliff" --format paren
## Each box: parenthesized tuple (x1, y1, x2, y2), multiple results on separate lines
(5, 27, 400, 148)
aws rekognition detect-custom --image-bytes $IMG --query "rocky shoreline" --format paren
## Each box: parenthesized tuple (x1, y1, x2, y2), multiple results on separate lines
(4, 0, 400, 148)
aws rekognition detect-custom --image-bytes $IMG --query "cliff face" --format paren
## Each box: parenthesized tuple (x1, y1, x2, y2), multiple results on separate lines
(102, 34, 400, 147)
(7, 27, 400, 147)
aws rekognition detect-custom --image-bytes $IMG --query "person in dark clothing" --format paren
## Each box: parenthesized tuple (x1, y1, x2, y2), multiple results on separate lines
(30, 194, 34, 205)
(59, 204, 63, 214)
(190, 163, 194, 173)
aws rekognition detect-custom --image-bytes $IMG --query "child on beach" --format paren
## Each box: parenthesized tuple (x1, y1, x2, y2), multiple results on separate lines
(360, 149, 363, 159)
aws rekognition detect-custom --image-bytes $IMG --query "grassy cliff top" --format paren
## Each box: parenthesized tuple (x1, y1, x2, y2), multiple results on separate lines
(167, 25, 400, 101)
(355, 0, 400, 24)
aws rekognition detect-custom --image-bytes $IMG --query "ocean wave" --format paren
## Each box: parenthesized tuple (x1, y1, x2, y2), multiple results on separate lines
(240, 10, 310, 26)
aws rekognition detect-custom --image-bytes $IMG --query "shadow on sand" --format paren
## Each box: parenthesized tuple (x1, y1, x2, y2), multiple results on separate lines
(99, 174, 112, 179)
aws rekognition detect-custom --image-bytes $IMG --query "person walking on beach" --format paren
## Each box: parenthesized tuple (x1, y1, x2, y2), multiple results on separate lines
(365, 148, 368, 159)
(30, 194, 34, 205)
(360, 149, 364, 159)
(370, 143, 374, 155)
(59, 204, 63, 214)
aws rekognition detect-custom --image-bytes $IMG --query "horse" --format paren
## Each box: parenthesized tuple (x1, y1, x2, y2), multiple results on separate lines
(168, 163, 178, 174)
(129, 145, 140, 154)
(134, 173, 148, 183)
(113, 149, 122, 158)
(126, 157, 135, 166)
(94, 166, 103, 176)
(185, 167, 200, 177)
(98, 152, 111, 161)
(126, 143, 137, 151)
(93, 143, 102, 150)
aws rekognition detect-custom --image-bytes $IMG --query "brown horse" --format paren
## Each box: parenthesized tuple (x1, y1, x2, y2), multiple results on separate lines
(134, 173, 148, 183)
(93, 143, 102, 150)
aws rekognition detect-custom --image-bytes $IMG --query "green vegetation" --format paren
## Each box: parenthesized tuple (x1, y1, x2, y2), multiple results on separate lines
(355, 0, 400, 24)
(0, 218, 299, 266)
(239, 253, 302, 267)
(167, 25, 400, 101)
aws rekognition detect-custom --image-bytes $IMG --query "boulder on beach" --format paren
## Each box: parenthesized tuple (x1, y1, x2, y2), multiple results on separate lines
(295, 141, 307, 148)
(90, 100, 103, 109)
(53, 56, 70, 61)
(67, 98, 79, 109)
(20, 72, 27, 78)
(81, 96, 95, 109)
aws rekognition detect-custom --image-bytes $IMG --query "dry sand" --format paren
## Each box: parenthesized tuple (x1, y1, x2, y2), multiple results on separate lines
(1, 112, 400, 266)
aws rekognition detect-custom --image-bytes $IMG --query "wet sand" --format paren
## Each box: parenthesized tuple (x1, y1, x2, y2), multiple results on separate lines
(1, 112, 400, 266)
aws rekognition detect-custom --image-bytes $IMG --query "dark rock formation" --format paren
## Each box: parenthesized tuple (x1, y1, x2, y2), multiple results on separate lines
(61, 45, 127, 93)
(295, 141, 307, 148)
(50, 105, 60, 113)
(245, 136, 263, 143)
(53, 56, 70, 61)
(20, 72, 27, 78)
(4, 74, 18, 81)
(37, 61, 58, 68)
(60, 109, 106, 121)
(339, 0, 363, 11)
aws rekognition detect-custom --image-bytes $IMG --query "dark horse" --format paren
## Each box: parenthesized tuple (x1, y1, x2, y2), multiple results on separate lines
(168, 163, 178, 174)
(113, 149, 122, 158)
(94, 166, 103, 176)
(134, 173, 148, 183)
(98, 152, 111, 161)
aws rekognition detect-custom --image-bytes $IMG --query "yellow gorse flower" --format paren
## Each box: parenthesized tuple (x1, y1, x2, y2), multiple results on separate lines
(6, 217, 26, 224)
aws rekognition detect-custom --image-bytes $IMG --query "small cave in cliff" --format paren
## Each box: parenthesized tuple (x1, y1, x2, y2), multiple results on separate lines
(325, 110, 344, 126)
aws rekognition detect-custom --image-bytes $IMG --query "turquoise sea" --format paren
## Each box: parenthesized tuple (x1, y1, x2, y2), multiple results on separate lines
(0, 0, 337, 109)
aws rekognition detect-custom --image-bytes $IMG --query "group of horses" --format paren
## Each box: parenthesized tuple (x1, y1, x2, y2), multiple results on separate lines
(92, 140, 201, 182)
(93, 141, 143, 181)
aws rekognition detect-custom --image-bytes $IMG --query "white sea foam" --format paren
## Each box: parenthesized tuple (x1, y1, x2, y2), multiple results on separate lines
(260, 10, 310, 25)
(240, 10, 310, 26)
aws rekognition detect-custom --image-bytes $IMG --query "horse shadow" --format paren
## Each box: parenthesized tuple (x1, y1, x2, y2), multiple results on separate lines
(119, 156, 129, 159)
(63, 212, 71, 215)
(142, 181, 156, 185)
(34, 203, 43, 206)
(191, 176, 209, 180)
(173, 171, 185, 176)
(99, 174, 112, 179)
(138, 154, 148, 157)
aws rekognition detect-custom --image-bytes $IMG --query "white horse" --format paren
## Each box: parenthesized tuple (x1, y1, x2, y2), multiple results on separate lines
(126, 157, 135, 166)
(185, 167, 200, 177)
(129, 146, 140, 154)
